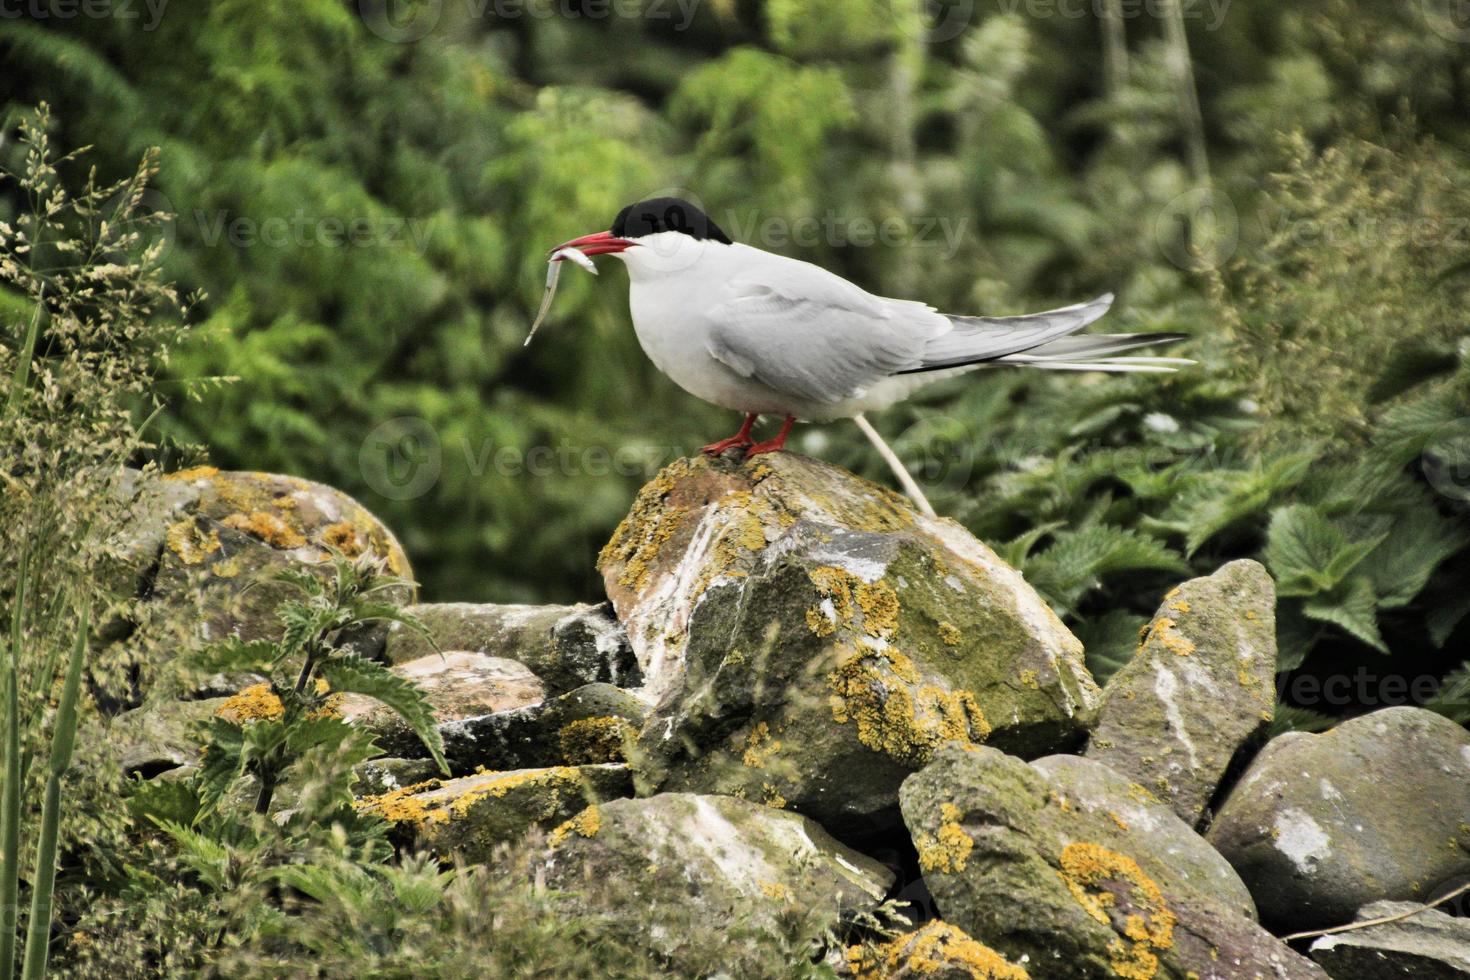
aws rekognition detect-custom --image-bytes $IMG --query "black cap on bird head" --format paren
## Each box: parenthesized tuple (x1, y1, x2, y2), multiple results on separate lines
(611, 197, 732, 244)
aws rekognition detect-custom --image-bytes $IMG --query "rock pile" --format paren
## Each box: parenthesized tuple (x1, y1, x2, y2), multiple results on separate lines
(106, 456, 1470, 977)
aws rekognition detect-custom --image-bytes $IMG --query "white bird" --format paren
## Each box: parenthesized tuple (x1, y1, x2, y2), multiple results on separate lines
(547, 197, 1188, 512)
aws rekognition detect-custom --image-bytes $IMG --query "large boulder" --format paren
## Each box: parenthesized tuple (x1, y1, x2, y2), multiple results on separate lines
(356, 764, 633, 862)
(540, 792, 894, 977)
(1086, 560, 1276, 826)
(1030, 754, 1255, 918)
(900, 745, 1325, 980)
(1206, 707, 1470, 932)
(1309, 900, 1470, 978)
(385, 602, 639, 695)
(607, 454, 1097, 829)
(123, 466, 411, 645)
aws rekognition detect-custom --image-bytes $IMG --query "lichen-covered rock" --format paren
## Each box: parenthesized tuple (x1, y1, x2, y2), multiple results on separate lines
(338, 652, 544, 757)
(900, 745, 1325, 980)
(356, 764, 633, 863)
(1030, 755, 1255, 918)
(540, 792, 895, 977)
(435, 682, 648, 773)
(1309, 900, 1470, 978)
(844, 921, 1031, 979)
(385, 602, 639, 694)
(141, 467, 412, 646)
(611, 453, 1096, 829)
(352, 757, 442, 797)
(1086, 560, 1276, 826)
(1206, 707, 1470, 932)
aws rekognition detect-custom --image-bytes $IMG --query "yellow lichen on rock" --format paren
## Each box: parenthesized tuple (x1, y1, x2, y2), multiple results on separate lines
(166, 519, 221, 566)
(1140, 617, 1195, 658)
(216, 683, 284, 723)
(165, 465, 220, 482)
(558, 716, 634, 764)
(1057, 842, 1175, 980)
(322, 520, 364, 557)
(222, 511, 307, 550)
(598, 463, 685, 592)
(807, 566, 901, 640)
(917, 802, 975, 874)
(741, 721, 781, 768)
(829, 645, 990, 766)
(938, 621, 963, 646)
(846, 921, 1029, 980)
(356, 780, 450, 826)
(548, 804, 601, 847)
(759, 880, 793, 902)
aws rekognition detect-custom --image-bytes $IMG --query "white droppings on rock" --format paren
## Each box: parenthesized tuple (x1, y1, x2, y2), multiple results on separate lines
(1274, 808, 1332, 874)
(1154, 666, 1202, 770)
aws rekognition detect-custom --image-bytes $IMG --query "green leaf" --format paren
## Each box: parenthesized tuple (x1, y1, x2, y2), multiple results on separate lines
(194, 717, 248, 819)
(1263, 505, 1386, 598)
(1074, 610, 1147, 686)
(319, 657, 448, 775)
(1301, 575, 1388, 653)
(1428, 588, 1470, 648)
(992, 521, 1063, 568)
(1268, 704, 1337, 737)
(1426, 661, 1470, 724)
(1025, 524, 1187, 614)
(193, 637, 279, 676)
(1274, 601, 1320, 672)
(1365, 505, 1470, 609)
(1147, 452, 1314, 555)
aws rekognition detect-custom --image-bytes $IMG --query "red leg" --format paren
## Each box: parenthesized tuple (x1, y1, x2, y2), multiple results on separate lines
(701, 413, 758, 455)
(744, 415, 795, 457)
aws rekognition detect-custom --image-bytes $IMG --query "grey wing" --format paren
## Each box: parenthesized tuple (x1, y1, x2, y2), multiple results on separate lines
(901, 293, 1116, 373)
(705, 277, 946, 404)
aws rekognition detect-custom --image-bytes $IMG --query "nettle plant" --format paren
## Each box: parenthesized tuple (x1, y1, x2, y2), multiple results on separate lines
(184, 551, 448, 820)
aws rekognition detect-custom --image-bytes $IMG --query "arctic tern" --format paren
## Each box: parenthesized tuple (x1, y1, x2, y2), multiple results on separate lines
(540, 197, 1188, 513)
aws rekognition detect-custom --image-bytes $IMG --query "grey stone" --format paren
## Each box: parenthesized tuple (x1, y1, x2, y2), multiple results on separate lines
(385, 602, 639, 694)
(1309, 900, 1470, 979)
(900, 744, 1326, 980)
(605, 453, 1097, 830)
(1087, 559, 1277, 826)
(541, 792, 894, 977)
(1207, 707, 1470, 932)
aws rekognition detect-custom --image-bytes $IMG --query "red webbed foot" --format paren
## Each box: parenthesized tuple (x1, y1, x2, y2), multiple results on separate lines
(743, 415, 794, 458)
(701, 413, 758, 456)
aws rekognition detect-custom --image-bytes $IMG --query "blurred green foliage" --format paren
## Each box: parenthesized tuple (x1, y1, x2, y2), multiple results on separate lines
(4, 0, 1470, 723)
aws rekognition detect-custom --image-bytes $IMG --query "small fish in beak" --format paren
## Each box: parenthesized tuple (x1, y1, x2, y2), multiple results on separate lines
(524, 245, 601, 347)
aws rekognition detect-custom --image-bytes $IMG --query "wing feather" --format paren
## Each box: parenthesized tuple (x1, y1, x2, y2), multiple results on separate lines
(704, 265, 945, 404)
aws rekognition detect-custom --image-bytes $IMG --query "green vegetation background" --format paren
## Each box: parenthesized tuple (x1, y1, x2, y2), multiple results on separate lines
(5, 0, 1470, 721)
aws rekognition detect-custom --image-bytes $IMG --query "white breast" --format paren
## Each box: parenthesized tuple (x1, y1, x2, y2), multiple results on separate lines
(623, 238, 806, 416)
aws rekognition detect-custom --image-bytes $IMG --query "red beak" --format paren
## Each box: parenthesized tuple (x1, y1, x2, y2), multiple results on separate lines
(550, 230, 639, 259)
